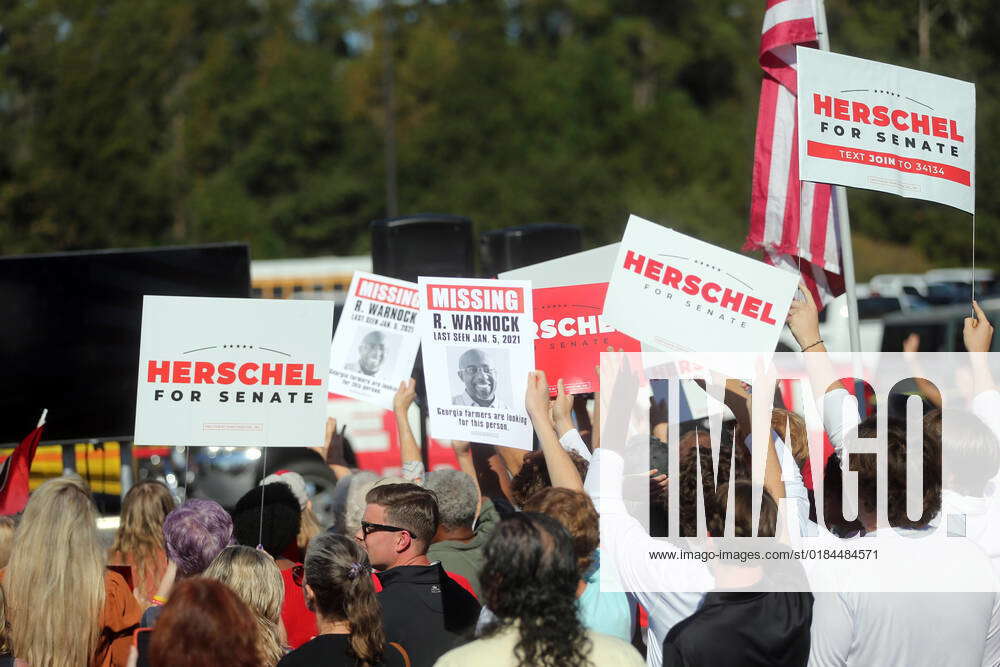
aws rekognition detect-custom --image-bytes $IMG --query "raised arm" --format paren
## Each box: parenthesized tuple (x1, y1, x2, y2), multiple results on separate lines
(592, 365, 602, 450)
(786, 283, 858, 454)
(902, 333, 943, 408)
(451, 439, 478, 493)
(309, 417, 351, 481)
(964, 301, 1000, 445)
(965, 300, 996, 394)
(393, 378, 425, 484)
(573, 395, 593, 448)
(551, 379, 592, 462)
(525, 372, 583, 492)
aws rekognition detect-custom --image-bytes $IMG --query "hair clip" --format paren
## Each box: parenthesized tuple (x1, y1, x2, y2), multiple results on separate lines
(347, 561, 368, 580)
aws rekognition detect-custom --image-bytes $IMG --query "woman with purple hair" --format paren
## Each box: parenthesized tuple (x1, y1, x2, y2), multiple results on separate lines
(141, 498, 235, 627)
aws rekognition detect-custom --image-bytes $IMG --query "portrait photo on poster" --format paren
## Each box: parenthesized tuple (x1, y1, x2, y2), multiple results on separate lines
(344, 327, 400, 379)
(447, 346, 512, 410)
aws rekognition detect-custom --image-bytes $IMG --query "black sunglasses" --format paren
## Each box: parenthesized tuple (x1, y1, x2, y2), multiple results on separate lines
(361, 520, 408, 537)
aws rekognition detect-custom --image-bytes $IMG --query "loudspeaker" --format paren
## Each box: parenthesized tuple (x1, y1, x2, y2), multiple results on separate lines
(480, 223, 583, 276)
(370, 214, 475, 283)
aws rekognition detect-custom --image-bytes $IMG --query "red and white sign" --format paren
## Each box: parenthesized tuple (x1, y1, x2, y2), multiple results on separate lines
(797, 47, 975, 213)
(135, 296, 334, 447)
(328, 272, 421, 410)
(531, 283, 639, 395)
(325, 395, 457, 476)
(603, 216, 798, 365)
(418, 276, 535, 450)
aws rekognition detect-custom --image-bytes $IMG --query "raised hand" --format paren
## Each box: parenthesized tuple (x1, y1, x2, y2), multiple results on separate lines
(551, 379, 574, 434)
(964, 300, 994, 354)
(393, 378, 417, 414)
(525, 370, 552, 421)
(786, 282, 821, 350)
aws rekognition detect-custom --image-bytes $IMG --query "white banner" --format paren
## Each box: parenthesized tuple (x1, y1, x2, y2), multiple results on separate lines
(797, 47, 975, 214)
(134, 296, 333, 447)
(328, 272, 421, 409)
(499, 243, 620, 287)
(603, 215, 799, 365)
(418, 277, 535, 450)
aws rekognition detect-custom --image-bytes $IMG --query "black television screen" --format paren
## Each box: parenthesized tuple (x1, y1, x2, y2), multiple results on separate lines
(0, 244, 251, 444)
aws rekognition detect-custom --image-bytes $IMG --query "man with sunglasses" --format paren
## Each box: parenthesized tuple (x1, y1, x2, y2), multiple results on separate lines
(357, 483, 481, 667)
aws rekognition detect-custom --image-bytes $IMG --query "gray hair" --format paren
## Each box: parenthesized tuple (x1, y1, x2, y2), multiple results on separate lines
(424, 470, 478, 530)
(340, 473, 407, 537)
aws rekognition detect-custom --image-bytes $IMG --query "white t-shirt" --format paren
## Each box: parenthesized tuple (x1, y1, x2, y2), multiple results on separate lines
(810, 588, 1000, 666)
(585, 448, 712, 667)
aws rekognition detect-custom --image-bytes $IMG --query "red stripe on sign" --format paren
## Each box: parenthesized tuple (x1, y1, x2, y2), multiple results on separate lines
(355, 277, 420, 310)
(806, 141, 971, 186)
(425, 284, 524, 313)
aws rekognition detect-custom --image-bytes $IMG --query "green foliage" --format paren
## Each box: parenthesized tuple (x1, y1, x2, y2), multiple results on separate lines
(0, 0, 992, 275)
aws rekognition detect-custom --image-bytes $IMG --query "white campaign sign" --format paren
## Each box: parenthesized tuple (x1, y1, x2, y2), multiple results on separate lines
(797, 47, 975, 213)
(134, 296, 334, 447)
(328, 272, 421, 409)
(418, 276, 535, 450)
(603, 215, 799, 363)
(499, 243, 620, 287)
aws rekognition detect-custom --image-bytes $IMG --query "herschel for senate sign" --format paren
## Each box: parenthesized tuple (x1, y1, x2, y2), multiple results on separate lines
(134, 296, 334, 447)
(797, 47, 975, 214)
(603, 215, 799, 364)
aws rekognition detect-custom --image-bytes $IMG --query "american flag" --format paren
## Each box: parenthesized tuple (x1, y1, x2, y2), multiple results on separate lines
(743, 0, 845, 307)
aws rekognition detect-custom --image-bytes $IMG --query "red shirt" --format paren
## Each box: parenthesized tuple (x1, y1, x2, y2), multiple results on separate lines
(279, 565, 317, 649)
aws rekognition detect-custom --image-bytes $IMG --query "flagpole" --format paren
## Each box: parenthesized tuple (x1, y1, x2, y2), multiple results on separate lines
(814, 0, 865, 411)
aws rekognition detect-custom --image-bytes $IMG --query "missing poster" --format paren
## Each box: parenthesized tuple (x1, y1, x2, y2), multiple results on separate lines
(328, 272, 421, 409)
(418, 277, 535, 449)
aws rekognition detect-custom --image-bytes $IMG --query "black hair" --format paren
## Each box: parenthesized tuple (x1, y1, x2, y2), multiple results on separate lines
(661, 426, 749, 537)
(231, 482, 302, 557)
(480, 513, 592, 667)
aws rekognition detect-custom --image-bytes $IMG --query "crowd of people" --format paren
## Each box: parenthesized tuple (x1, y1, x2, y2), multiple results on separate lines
(0, 286, 998, 666)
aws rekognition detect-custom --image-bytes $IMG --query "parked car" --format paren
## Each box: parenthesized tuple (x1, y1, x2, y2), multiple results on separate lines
(880, 297, 1000, 352)
(869, 273, 929, 299)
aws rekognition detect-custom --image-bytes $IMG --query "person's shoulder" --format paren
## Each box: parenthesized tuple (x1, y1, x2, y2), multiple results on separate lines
(431, 637, 500, 667)
(103, 568, 142, 623)
(442, 570, 479, 601)
(443, 570, 479, 600)
(277, 636, 342, 666)
(586, 630, 646, 666)
(104, 567, 129, 590)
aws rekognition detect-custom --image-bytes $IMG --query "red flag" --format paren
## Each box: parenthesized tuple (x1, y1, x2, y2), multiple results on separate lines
(743, 0, 845, 308)
(0, 423, 44, 515)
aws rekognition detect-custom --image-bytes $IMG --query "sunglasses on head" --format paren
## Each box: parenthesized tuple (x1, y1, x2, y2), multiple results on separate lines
(360, 520, 408, 537)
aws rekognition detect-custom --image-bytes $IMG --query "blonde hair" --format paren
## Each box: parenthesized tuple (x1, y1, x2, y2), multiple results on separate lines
(203, 545, 286, 666)
(0, 577, 9, 655)
(109, 480, 175, 606)
(297, 505, 323, 551)
(5, 477, 106, 667)
(0, 516, 17, 570)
